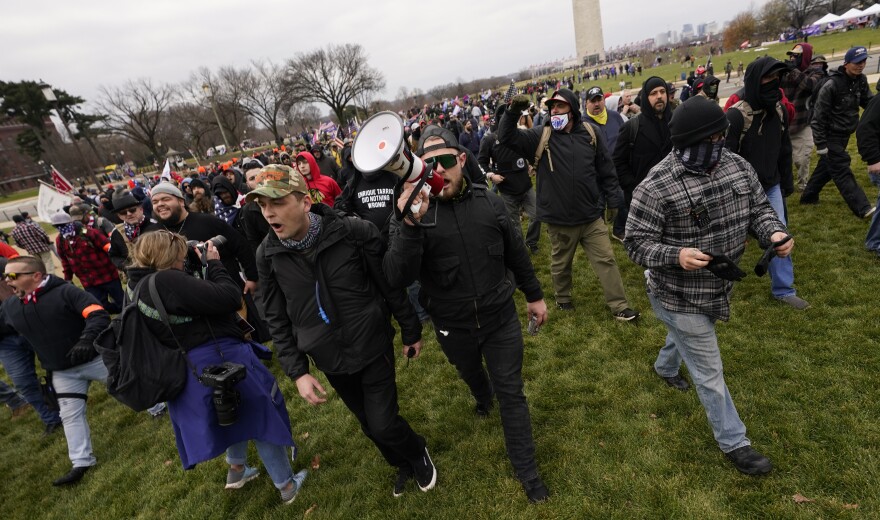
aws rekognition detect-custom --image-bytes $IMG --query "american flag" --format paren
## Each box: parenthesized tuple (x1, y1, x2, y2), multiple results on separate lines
(504, 80, 517, 103)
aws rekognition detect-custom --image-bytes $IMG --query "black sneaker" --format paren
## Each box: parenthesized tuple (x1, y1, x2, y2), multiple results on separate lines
(657, 371, 690, 392)
(556, 302, 575, 311)
(724, 446, 773, 475)
(614, 308, 640, 321)
(43, 421, 63, 437)
(475, 400, 493, 418)
(412, 448, 437, 492)
(52, 466, 90, 486)
(392, 465, 413, 497)
(522, 476, 549, 503)
(528, 245, 539, 255)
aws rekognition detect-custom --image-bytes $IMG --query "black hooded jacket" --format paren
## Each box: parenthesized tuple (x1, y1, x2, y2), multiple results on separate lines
(612, 77, 673, 193)
(725, 57, 794, 194)
(477, 130, 533, 196)
(2, 276, 110, 371)
(384, 160, 543, 334)
(497, 88, 621, 225)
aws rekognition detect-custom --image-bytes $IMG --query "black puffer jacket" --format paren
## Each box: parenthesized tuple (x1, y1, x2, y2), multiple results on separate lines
(257, 205, 420, 379)
(384, 168, 543, 334)
(811, 66, 874, 148)
(856, 94, 880, 165)
(497, 88, 621, 225)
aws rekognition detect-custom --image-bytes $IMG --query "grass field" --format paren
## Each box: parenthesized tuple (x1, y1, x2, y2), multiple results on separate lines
(2, 117, 880, 519)
(519, 27, 880, 99)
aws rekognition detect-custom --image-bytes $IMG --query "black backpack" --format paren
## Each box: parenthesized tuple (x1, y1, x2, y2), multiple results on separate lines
(94, 273, 192, 411)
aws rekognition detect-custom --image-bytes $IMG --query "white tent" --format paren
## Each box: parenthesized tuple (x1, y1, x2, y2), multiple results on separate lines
(861, 3, 880, 16)
(840, 8, 865, 19)
(812, 13, 846, 25)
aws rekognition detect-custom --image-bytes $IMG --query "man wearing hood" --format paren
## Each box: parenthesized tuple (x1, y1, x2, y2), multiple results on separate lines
(694, 75, 721, 103)
(725, 57, 809, 310)
(478, 107, 541, 254)
(311, 146, 340, 183)
(211, 175, 246, 234)
(612, 76, 674, 243)
(625, 96, 793, 476)
(295, 151, 342, 208)
(801, 46, 876, 219)
(498, 88, 640, 321)
(384, 125, 550, 503)
(782, 43, 822, 192)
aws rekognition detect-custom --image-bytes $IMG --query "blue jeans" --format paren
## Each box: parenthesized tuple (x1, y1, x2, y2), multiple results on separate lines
(84, 279, 124, 314)
(433, 312, 539, 482)
(866, 190, 880, 252)
(0, 379, 27, 409)
(226, 440, 294, 490)
(649, 293, 750, 453)
(0, 335, 60, 425)
(52, 357, 108, 467)
(764, 185, 796, 298)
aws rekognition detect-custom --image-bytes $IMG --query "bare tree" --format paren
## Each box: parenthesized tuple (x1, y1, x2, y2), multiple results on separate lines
(285, 43, 385, 125)
(786, 0, 824, 29)
(759, 0, 792, 39)
(97, 79, 174, 160)
(195, 67, 249, 149)
(237, 60, 297, 145)
(286, 104, 322, 136)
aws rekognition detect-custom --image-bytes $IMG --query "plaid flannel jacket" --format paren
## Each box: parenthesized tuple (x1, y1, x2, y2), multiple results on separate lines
(56, 227, 118, 288)
(624, 150, 785, 321)
(10, 222, 51, 254)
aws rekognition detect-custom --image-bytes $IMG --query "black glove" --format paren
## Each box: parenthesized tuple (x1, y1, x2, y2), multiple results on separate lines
(754, 235, 793, 276)
(67, 340, 98, 366)
(704, 252, 747, 282)
(509, 94, 531, 115)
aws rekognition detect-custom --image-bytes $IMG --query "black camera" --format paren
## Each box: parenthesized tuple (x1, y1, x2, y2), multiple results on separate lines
(200, 361, 247, 426)
(185, 235, 227, 273)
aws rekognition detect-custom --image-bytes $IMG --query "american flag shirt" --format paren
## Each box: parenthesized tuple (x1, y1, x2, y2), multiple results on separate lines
(624, 149, 785, 321)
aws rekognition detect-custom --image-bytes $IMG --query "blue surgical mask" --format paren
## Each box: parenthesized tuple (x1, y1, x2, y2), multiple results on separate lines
(550, 113, 570, 131)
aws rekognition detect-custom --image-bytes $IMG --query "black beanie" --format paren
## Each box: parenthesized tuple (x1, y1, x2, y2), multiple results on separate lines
(669, 96, 729, 148)
(643, 76, 666, 96)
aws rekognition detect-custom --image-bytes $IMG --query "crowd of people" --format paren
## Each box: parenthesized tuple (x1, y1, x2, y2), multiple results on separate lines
(2, 41, 880, 508)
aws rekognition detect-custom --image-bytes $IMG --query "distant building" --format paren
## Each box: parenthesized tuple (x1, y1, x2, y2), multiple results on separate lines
(682, 23, 695, 41)
(0, 117, 54, 193)
(706, 21, 720, 36)
(572, 0, 605, 65)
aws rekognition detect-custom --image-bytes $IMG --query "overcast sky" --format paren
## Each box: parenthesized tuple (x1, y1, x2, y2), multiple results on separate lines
(4, 0, 772, 113)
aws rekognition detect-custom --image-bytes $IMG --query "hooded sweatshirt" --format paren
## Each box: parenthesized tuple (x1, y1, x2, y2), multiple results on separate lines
(296, 151, 342, 207)
(497, 88, 621, 225)
(780, 43, 816, 133)
(725, 57, 794, 194)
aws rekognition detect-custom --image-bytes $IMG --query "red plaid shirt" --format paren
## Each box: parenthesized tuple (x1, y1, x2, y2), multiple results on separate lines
(56, 226, 119, 288)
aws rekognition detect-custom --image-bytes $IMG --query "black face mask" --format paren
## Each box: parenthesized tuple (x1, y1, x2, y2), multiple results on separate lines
(759, 79, 781, 109)
(790, 54, 802, 69)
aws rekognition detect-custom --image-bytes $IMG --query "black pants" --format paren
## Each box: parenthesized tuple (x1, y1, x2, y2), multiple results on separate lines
(325, 350, 426, 469)
(433, 312, 539, 482)
(801, 136, 871, 216)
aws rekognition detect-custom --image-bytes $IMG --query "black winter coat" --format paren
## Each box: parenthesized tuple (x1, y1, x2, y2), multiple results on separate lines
(257, 205, 420, 380)
(478, 130, 533, 196)
(612, 111, 672, 193)
(811, 67, 874, 148)
(857, 94, 880, 165)
(497, 88, 622, 225)
(384, 181, 543, 334)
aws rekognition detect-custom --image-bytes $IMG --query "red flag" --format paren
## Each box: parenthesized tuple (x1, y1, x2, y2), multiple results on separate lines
(51, 166, 74, 194)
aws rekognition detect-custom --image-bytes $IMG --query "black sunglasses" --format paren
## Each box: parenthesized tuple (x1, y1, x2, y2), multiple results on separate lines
(117, 207, 139, 215)
(424, 154, 459, 169)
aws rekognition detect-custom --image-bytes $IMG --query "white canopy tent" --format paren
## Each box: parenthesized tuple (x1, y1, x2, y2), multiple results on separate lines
(861, 3, 880, 16)
(840, 8, 865, 19)
(811, 13, 846, 25)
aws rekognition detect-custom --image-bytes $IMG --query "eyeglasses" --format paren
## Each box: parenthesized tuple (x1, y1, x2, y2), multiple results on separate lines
(117, 207, 139, 215)
(3, 272, 36, 281)
(424, 154, 459, 169)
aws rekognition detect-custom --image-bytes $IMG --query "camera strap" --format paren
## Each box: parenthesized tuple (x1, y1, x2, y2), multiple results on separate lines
(146, 273, 199, 379)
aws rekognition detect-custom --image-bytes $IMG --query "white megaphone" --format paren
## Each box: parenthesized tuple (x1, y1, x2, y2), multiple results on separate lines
(352, 111, 444, 215)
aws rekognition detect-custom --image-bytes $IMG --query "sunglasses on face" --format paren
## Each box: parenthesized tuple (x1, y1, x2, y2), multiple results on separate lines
(424, 154, 459, 169)
(117, 207, 139, 216)
(3, 272, 35, 281)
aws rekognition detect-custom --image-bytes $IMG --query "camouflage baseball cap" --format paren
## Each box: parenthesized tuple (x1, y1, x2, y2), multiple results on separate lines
(244, 164, 308, 202)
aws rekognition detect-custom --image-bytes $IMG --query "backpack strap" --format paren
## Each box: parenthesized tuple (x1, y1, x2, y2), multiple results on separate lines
(532, 122, 597, 171)
(627, 115, 640, 148)
(145, 273, 197, 375)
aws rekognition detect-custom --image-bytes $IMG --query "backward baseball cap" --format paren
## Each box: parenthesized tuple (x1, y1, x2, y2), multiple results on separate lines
(244, 164, 308, 202)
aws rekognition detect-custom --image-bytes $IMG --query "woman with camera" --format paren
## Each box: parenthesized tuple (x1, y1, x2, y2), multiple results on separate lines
(126, 230, 306, 504)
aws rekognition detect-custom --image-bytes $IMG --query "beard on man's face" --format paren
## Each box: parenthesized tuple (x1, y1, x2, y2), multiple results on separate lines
(156, 204, 184, 226)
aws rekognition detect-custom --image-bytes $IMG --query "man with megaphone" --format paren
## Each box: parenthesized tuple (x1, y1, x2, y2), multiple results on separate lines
(383, 125, 551, 504)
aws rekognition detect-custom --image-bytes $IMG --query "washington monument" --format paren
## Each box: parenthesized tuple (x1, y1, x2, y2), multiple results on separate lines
(572, 0, 605, 64)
